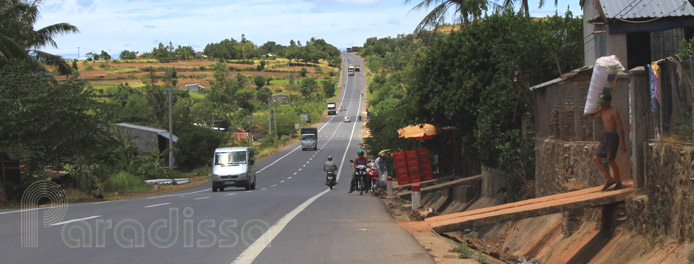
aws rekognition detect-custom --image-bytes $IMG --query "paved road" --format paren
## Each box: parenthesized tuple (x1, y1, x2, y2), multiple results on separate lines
(0, 52, 433, 264)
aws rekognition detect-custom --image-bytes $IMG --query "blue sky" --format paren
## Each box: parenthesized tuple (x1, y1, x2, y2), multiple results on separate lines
(35, 0, 583, 59)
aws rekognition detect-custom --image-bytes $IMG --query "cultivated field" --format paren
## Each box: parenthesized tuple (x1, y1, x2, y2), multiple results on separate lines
(61, 58, 339, 95)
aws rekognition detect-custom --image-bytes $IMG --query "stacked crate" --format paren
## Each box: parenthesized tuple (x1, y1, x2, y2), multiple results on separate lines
(392, 151, 410, 185)
(417, 148, 434, 181)
(405, 150, 421, 183)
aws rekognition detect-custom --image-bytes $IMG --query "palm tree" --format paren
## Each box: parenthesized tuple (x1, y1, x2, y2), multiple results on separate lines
(0, 0, 79, 75)
(500, 0, 558, 17)
(405, 0, 489, 33)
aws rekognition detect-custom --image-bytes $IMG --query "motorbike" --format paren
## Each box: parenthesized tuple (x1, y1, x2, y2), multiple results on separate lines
(350, 160, 369, 195)
(326, 171, 337, 190)
(368, 162, 379, 192)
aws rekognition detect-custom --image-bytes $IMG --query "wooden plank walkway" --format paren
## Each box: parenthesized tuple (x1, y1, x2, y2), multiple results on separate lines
(426, 184, 633, 233)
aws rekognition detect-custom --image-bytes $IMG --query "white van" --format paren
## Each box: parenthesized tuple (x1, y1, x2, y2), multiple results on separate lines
(211, 147, 256, 192)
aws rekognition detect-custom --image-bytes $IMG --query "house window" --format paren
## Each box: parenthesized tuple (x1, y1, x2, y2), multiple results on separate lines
(650, 27, 687, 61)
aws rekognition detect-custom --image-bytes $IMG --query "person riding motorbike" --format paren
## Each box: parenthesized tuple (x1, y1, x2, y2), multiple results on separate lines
(323, 156, 338, 186)
(348, 150, 369, 194)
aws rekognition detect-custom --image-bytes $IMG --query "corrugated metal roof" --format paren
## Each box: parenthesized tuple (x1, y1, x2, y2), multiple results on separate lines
(601, 0, 694, 19)
(115, 123, 178, 142)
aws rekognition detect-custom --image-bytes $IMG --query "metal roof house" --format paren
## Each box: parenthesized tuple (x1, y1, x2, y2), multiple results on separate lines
(581, 0, 694, 69)
(114, 123, 178, 155)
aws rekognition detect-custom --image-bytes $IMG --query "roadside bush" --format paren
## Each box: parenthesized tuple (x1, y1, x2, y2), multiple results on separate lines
(107, 171, 148, 192)
(192, 165, 212, 176)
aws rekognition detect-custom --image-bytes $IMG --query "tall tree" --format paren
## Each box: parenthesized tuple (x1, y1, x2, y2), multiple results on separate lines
(0, 0, 79, 75)
(500, 0, 558, 17)
(405, 0, 488, 33)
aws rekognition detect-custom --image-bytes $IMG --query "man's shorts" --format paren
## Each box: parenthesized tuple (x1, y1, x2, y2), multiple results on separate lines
(595, 132, 619, 160)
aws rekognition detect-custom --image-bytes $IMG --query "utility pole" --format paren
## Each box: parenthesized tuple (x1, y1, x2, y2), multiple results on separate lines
(77, 47, 80, 60)
(249, 113, 253, 144)
(167, 88, 174, 169)
(273, 100, 277, 137)
(268, 97, 272, 136)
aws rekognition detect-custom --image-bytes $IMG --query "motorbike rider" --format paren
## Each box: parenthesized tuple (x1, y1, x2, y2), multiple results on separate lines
(323, 156, 338, 185)
(348, 150, 369, 194)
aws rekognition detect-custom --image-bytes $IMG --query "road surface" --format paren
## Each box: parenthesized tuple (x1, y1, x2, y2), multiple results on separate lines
(0, 52, 433, 264)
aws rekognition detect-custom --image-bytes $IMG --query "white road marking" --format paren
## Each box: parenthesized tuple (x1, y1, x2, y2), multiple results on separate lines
(287, 177, 292, 179)
(293, 172, 297, 175)
(226, 193, 236, 196)
(298, 168, 302, 171)
(147, 189, 207, 199)
(194, 197, 210, 200)
(0, 207, 45, 216)
(231, 57, 362, 264)
(280, 180, 285, 183)
(245, 191, 252, 193)
(143, 203, 171, 208)
(270, 184, 277, 188)
(50, 215, 101, 226)
(231, 189, 330, 264)
(91, 201, 112, 205)
(261, 188, 267, 191)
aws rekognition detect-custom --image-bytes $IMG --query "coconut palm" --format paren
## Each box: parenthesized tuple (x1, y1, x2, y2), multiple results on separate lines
(500, 0, 558, 17)
(405, 0, 489, 33)
(0, 0, 79, 75)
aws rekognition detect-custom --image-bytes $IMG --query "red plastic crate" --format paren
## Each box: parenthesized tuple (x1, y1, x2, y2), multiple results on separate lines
(396, 171, 410, 185)
(417, 148, 434, 180)
(408, 170, 421, 183)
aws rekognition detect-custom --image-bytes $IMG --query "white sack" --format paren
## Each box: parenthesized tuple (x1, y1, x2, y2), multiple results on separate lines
(584, 55, 624, 115)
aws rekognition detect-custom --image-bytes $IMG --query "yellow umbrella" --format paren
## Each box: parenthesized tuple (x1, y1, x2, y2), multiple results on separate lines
(398, 124, 439, 140)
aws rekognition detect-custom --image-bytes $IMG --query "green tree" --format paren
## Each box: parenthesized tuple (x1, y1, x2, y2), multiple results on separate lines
(501, 0, 558, 17)
(0, 59, 104, 175)
(85, 51, 100, 61)
(300, 77, 317, 98)
(299, 67, 308, 77)
(174, 124, 226, 169)
(253, 75, 266, 89)
(322, 78, 335, 97)
(119, 50, 138, 59)
(405, 0, 488, 33)
(100, 50, 111, 60)
(0, 0, 79, 75)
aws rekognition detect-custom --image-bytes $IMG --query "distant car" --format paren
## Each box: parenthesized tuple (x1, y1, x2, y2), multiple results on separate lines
(344, 116, 351, 123)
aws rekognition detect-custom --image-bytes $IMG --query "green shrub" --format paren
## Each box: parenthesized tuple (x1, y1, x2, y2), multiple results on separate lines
(108, 171, 148, 192)
(453, 243, 475, 258)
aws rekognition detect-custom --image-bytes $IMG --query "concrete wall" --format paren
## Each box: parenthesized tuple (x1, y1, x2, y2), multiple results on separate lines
(626, 141, 694, 241)
(608, 34, 628, 68)
(582, 0, 598, 66)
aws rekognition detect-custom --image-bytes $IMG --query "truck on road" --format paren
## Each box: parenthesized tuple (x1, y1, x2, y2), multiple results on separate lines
(327, 101, 337, 115)
(300, 127, 318, 151)
(348, 65, 355, 76)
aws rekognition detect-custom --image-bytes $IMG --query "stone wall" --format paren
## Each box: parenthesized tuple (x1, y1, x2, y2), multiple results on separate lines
(626, 141, 694, 241)
(535, 138, 624, 197)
